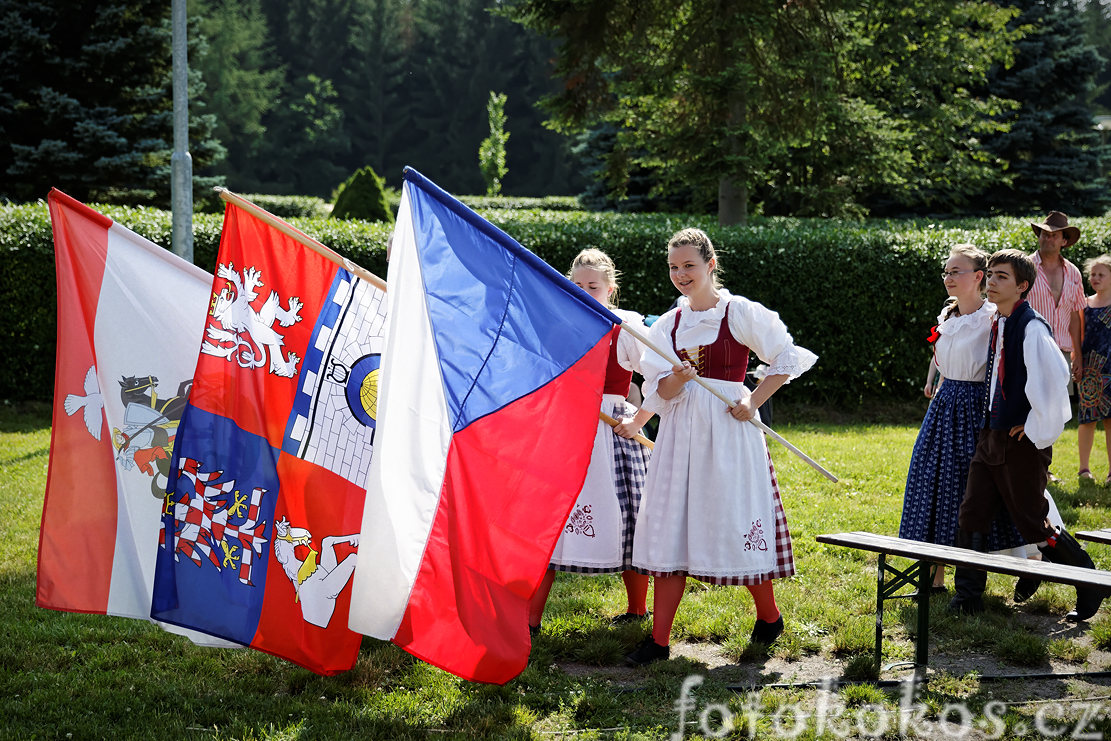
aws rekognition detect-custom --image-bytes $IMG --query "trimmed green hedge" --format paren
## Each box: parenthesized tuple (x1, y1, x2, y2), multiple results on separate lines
(6, 199, 1110, 405)
(332, 167, 394, 223)
(198, 193, 331, 219)
(384, 191, 583, 213)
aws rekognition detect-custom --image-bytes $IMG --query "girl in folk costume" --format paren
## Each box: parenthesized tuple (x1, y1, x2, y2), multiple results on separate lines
(528, 249, 655, 634)
(625, 228, 817, 667)
(1076, 255, 1111, 483)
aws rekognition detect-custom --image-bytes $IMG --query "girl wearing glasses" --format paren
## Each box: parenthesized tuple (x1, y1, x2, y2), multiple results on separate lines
(899, 245, 1029, 592)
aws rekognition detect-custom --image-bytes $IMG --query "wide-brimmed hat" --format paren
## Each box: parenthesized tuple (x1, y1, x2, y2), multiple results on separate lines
(1030, 211, 1080, 248)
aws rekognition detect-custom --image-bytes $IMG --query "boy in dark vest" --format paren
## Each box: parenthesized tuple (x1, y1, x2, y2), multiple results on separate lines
(949, 249, 1107, 620)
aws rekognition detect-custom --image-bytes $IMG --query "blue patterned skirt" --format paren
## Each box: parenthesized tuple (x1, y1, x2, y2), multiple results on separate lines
(899, 380, 1024, 550)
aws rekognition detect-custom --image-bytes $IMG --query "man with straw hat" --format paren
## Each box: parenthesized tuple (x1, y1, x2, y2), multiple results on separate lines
(1028, 211, 1084, 388)
(1028, 212, 1085, 471)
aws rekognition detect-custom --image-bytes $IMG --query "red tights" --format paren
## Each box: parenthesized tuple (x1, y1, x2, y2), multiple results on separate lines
(650, 575, 780, 646)
(528, 569, 650, 628)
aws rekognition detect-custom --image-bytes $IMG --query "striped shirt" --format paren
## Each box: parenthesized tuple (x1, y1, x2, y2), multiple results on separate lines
(1029, 251, 1086, 352)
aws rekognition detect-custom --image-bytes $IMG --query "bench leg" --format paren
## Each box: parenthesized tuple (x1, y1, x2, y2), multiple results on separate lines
(875, 553, 886, 671)
(873, 554, 931, 682)
(914, 559, 930, 684)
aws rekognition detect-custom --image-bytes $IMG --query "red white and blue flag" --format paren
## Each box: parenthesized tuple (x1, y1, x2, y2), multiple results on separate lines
(151, 200, 386, 675)
(39, 190, 230, 646)
(347, 168, 619, 684)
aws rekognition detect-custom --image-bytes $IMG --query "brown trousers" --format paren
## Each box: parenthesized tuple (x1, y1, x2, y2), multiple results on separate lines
(958, 428, 1055, 543)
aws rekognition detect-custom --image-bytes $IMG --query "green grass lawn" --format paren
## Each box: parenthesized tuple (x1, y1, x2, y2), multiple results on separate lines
(5, 401, 1111, 739)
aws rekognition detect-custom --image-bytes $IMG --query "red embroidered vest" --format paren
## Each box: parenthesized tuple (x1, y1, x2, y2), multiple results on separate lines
(603, 325, 634, 395)
(671, 304, 749, 382)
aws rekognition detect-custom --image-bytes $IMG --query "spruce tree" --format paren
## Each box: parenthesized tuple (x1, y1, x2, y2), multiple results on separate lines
(341, 0, 412, 187)
(0, 0, 223, 205)
(980, 0, 1111, 215)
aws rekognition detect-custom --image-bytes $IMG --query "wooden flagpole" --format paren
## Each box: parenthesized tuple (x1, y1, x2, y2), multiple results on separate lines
(599, 411, 654, 449)
(215, 186, 824, 477)
(619, 321, 838, 483)
(214, 187, 387, 291)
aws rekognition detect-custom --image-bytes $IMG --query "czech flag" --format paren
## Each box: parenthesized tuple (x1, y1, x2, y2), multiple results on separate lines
(347, 168, 620, 684)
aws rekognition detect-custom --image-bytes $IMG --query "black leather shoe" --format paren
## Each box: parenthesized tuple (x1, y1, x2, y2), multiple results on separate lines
(1039, 528, 1108, 621)
(947, 594, 984, 615)
(1067, 589, 1106, 622)
(749, 615, 785, 645)
(625, 636, 669, 667)
(610, 611, 650, 626)
(1013, 576, 1042, 603)
(529, 623, 541, 637)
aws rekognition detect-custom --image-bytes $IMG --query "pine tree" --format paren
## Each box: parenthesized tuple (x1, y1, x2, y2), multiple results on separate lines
(979, 0, 1111, 215)
(340, 0, 413, 186)
(1082, 0, 1111, 112)
(0, 0, 223, 205)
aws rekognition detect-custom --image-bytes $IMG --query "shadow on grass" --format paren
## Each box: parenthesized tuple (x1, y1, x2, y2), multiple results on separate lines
(0, 400, 51, 433)
(0, 446, 49, 466)
(892, 593, 1071, 675)
(1059, 475, 1111, 509)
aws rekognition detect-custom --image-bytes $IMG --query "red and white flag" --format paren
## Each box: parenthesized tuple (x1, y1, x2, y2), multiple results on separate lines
(38, 189, 230, 645)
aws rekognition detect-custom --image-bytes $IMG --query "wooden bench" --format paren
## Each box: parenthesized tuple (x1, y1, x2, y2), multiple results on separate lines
(816, 531, 1111, 682)
(1077, 529, 1111, 546)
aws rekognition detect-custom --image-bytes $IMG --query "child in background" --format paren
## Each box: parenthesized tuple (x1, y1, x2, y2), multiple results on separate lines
(1077, 255, 1111, 483)
(528, 249, 655, 634)
(625, 228, 817, 666)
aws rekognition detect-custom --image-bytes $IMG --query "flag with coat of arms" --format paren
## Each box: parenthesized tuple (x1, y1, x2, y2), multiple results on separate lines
(39, 189, 232, 647)
(151, 194, 387, 675)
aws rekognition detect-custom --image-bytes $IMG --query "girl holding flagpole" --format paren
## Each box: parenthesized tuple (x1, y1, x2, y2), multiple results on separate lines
(625, 228, 817, 667)
(528, 249, 655, 635)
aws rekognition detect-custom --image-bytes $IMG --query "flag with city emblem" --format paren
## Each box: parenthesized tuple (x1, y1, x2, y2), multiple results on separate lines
(151, 194, 387, 675)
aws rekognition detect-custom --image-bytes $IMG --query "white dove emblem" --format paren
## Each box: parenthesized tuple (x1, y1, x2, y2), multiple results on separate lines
(63, 365, 104, 440)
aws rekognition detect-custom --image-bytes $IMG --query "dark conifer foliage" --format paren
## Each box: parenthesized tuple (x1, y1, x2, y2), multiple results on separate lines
(978, 0, 1111, 215)
(228, 0, 578, 197)
(0, 0, 223, 205)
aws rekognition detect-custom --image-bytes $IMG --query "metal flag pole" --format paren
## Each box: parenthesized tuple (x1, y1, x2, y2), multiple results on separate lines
(618, 321, 837, 483)
(170, 0, 192, 264)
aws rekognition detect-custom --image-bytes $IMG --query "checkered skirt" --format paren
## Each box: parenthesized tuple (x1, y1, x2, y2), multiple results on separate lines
(554, 400, 651, 574)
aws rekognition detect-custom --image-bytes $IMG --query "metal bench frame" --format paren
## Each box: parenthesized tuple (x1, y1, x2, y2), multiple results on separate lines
(817, 532, 1111, 684)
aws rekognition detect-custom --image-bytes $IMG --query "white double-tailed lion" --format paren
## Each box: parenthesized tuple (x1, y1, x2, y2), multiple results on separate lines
(201, 262, 303, 377)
